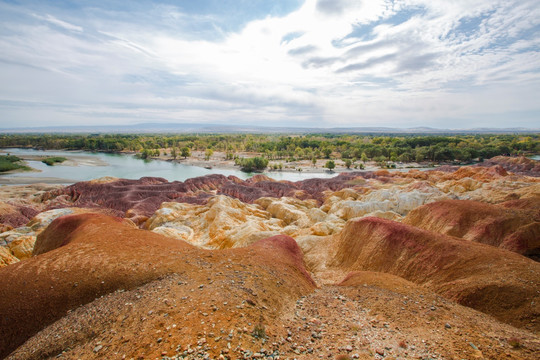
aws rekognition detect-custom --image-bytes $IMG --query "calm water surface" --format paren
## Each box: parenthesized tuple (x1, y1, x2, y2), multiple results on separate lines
(1, 148, 338, 184)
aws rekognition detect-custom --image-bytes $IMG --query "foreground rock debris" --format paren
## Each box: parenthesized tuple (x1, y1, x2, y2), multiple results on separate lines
(0, 156, 539, 359)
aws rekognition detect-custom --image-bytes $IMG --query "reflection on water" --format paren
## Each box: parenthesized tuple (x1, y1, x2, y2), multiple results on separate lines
(0, 148, 338, 184)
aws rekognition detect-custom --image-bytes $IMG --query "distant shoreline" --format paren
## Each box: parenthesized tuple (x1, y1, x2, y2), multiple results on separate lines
(2, 147, 519, 186)
(3, 147, 434, 176)
(153, 150, 433, 175)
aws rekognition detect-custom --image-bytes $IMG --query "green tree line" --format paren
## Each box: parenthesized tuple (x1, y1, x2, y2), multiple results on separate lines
(0, 133, 537, 163)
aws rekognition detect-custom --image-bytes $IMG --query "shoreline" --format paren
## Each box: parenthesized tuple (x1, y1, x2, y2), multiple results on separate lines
(0, 147, 481, 174)
(0, 176, 77, 185)
(0, 152, 113, 184)
(155, 150, 433, 175)
(0, 152, 109, 167)
(0, 148, 456, 186)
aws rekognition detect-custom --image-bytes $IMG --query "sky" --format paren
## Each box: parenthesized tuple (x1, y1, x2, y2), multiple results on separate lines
(0, 0, 539, 129)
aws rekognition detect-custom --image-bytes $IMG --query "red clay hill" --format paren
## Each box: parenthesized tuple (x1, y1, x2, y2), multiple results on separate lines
(404, 199, 540, 259)
(0, 213, 315, 359)
(328, 216, 540, 331)
(4, 214, 540, 360)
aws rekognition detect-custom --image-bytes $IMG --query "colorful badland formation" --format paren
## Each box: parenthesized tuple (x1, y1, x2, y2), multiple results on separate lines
(0, 156, 539, 359)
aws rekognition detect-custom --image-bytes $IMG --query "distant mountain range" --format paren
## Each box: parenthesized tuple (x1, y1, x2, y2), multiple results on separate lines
(1, 123, 538, 134)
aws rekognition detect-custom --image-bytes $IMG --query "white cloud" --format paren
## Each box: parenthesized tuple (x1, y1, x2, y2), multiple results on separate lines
(0, 0, 539, 128)
(32, 14, 83, 33)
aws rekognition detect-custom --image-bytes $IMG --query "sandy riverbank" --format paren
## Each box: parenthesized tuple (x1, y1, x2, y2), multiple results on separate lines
(155, 150, 427, 174)
(0, 151, 110, 184)
(1, 153, 109, 167)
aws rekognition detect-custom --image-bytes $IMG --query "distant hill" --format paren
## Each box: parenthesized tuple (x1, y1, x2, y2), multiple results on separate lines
(0, 123, 538, 134)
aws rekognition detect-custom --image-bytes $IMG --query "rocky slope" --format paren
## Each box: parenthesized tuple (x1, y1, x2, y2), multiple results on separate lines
(327, 217, 540, 331)
(8, 269, 540, 360)
(0, 156, 539, 359)
(0, 213, 315, 359)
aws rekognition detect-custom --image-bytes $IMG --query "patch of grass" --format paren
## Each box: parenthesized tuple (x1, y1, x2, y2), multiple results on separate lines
(251, 322, 266, 339)
(41, 156, 67, 166)
(0, 155, 30, 172)
(508, 337, 521, 349)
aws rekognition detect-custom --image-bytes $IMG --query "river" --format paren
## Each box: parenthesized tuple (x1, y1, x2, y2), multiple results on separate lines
(0, 148, 338, 184)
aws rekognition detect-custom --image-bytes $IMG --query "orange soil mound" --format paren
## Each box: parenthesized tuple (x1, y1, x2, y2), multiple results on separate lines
(501, 197, 540, 219)
(0, 213, 315, 358)
(339, 270, 423, 295)
(329, 217, 540, 331)
(403, 199, 540, 258)
(12, 271, 540, 360)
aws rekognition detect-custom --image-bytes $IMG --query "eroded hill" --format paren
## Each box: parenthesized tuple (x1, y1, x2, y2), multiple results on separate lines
(0, 156, 539, 359)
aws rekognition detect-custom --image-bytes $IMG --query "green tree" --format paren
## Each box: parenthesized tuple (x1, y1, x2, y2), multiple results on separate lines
(323, 147, 332, 159)
(181, 147, 191, 159)
(415, 149, 426, 163)
(294, 147, 304, 159)
(375, 155, 386, 166)
(252, 156, 268, 170)
(344, 159, 352, 169)
(204, 148, 213, 161)
(136, 148, 152, 159)
(325, 160, 335, 171)
(361, 152, 368, 163)
(239, 157, 268, 172)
